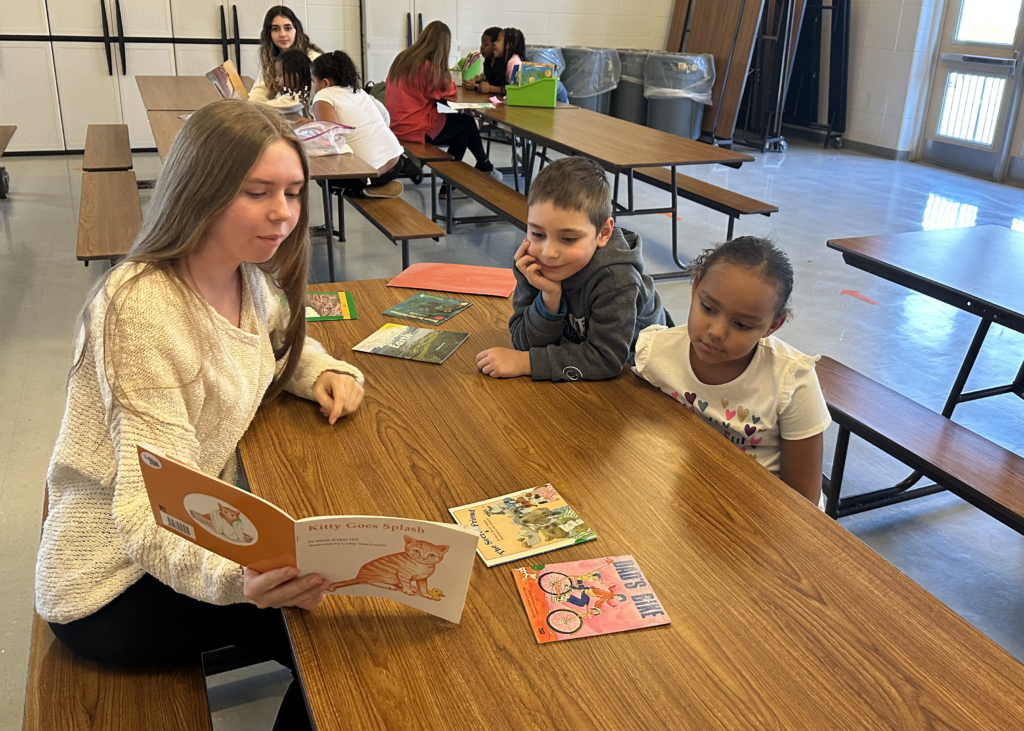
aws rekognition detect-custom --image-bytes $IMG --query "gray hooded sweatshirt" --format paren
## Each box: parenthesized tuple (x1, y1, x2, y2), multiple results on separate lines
(509, 228, 669, 382)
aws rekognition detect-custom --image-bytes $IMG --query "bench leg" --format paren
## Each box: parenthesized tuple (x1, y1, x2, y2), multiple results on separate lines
(322, 183, 335, 283)
(402, 241, 410, 270)
(446, 188, 453, 234)
(431, 170, 438, 222)
(628, 169, 635, 212)
(824, 426, 850, 519)
(613, 172, 620, 210)
(335, 190, 346, 243)
(727, 216, 736, 240)
(511, 133, 520, 193)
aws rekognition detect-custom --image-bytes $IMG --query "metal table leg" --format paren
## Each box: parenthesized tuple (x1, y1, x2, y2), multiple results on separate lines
(321, 181, 335, 283)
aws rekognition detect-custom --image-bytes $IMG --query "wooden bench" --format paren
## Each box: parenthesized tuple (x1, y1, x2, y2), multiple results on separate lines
(401, 141, 452, 166)
(428, 160, 528, 234)
(83, 124, 133, 172)
(77, 171, 144, 265)
(23, 489, 213, 731)
(0, 125, 16, 199)
(345, 194, 446, 270)
(632, 167, 778, 239)
(817, 356, 1024, 532)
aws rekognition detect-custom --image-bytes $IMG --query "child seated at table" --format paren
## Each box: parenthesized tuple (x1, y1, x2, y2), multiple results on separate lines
(633, 237, 832, 507)
(275, 47, 313, 112)
(310, 50, 405, 198)
(476, 27, 525, 95)
(464, 27, 504, 90)
(476, 156, 669, 382)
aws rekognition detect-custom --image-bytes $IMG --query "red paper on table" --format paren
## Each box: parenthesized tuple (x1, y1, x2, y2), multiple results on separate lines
(387, 263, 516, 298)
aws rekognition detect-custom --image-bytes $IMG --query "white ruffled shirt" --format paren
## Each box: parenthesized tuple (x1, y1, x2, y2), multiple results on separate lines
(36, 262, 363, 623)
(633, 324, 831, 475)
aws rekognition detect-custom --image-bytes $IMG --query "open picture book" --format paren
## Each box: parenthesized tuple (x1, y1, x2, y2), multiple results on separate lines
(136, 444, 479, 623)
(206, 59, 249, 100)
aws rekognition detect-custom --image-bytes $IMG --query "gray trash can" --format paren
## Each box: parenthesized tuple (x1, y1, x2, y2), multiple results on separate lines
(610, 50, 648, 124)
(644, 53, 715, 139)
(561, 47, 620, 114)
(525, 46, 569, 104)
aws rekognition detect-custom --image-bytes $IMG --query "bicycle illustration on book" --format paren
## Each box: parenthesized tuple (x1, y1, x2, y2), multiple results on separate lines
(534, 560, 628, 635)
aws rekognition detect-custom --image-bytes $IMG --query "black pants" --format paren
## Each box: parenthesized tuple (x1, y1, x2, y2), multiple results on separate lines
(49, 573, 311, 731)
(328, 156, 402, 195)
(427, 114, 493, 171)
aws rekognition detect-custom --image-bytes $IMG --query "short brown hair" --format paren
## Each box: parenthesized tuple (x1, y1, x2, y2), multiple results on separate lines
(527, 157, 612, 233)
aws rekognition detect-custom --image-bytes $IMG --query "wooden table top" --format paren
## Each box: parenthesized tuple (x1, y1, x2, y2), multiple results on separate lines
(477, 106, 753, 169)
(238, 278, 1024, 731)
(146, 110, 378, 179)
(137, 75, 254, 111)
(828, 225, 1024, 333)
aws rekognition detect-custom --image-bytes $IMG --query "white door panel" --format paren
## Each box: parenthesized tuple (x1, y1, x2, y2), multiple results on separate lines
(174, 43, 226, 75)
(117, 0, 174, 38)
(52, 41, 122, 150)
(169, 0, 224, 40)
(47, 0, 108, 36)
(0, 0, 50, 35)
(0, 41, 65, 152)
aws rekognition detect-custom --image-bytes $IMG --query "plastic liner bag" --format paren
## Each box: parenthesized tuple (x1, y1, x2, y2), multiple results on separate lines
(643, 53, 715, 104)
(294, 121, 354, 157)
(617, 49, 649, 85)
(525, 46, 566, 77)
(560, 47, 621, 98)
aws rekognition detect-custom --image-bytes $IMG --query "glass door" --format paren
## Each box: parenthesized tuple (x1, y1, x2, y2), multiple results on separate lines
(921, 0, 1024, 180)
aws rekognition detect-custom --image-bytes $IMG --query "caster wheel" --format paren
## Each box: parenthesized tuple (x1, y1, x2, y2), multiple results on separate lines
(778, 140, 788, 153)
(0, 168, 8, 199)
(834, 138, 843, 149)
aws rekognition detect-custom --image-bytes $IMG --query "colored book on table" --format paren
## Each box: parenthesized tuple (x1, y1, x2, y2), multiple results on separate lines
(306, 291, 357, 321)
(206, 59, 249, 100)
(449, 483, 596, 567)
(136, 444, 479, 623)
(352, 323, 468, 364)
(512, 555, 670, 643)
(387, 263, 516, 298)
(383, 292, 472, 325)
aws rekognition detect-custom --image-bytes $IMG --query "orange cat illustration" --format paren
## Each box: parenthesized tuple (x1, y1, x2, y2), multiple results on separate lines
(325, 535, 448, 598)
(189, 502, 248, 543)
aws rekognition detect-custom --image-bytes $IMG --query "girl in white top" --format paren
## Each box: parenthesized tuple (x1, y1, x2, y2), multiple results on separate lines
(633, 237, 831, 507)
(35, 100, 363, 730)
(248, 5, 322, 105)
(311, 50, 406, 198)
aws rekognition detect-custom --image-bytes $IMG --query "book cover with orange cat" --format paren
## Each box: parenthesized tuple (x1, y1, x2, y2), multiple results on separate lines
(137, 444, 479, 623)
(449, 484, 596, 567)
(512, 556, 670, 643)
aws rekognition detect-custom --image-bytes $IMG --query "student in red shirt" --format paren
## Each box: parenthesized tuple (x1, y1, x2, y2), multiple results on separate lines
(385, 20, 501, 189)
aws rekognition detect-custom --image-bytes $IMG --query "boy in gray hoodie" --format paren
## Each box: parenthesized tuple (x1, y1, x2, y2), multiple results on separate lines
(477, 156, 669, 381)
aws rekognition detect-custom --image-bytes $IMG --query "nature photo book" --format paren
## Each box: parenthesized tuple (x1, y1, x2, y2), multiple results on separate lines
(513, 555, 670, 643)
(449, 484, 596, 567)
(383, 292, 472, 325)
(306, 291, 357, 321)
(352, 323, 468, 364)
(206, 59, 249, 100)
(137, 444, 479, 622)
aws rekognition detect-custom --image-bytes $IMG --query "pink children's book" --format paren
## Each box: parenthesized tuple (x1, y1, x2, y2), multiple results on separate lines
(387, 263, 516, 298)
(512, 555, 670, 643)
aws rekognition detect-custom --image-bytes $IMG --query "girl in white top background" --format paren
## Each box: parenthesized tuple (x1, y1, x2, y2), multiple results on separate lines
(248, 5, 322, 105)
(311, 50, 406, 198)
(633, 237, 832, 506)
(35, 100, 364, 731)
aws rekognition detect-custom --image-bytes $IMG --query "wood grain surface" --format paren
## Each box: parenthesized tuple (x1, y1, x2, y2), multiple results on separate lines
(148, 111, 192, 162)
(478, 106, 754, 169)
(76, 171, 143, 261)
(22, 613, 211, 731)
(827, 225, 1024, 331)
(429, 161, 528, 227)
(347, 195, 446, 241)
(83, 124, 133, 171)
(666, 0, 693, 51)
(238, 278, 1024, 731)
(688, 0, 767, 139)
(400, 141, 452, 165)
(818, 356, 1024, 528)
(634, 167, 778, 215)
(136, 75, 254, 111)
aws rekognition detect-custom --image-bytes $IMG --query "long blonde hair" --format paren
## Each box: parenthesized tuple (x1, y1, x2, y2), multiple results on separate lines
(388, 20, 452, 91)
(72, 99, 311, 411)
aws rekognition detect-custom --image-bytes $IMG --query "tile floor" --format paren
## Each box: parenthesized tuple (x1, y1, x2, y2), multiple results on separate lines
(2, 139, 1024, 728)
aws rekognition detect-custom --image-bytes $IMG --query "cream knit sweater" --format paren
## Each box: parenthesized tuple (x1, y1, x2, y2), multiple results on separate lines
(36, 263, 363, 624)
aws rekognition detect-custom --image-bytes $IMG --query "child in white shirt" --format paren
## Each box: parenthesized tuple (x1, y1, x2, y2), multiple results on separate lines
(310, 50, 405, 198)
(633, 237, 831, 507)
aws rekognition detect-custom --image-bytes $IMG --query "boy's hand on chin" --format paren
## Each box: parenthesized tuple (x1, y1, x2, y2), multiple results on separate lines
(514, 240, 562, 304)
(476, 348, 531, 378)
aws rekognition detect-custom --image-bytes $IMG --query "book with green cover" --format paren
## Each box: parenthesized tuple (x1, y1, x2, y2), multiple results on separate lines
(383, 293, 472, 325)
(305, 291, 357, 321)
(352, 323, 468, 364)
